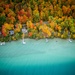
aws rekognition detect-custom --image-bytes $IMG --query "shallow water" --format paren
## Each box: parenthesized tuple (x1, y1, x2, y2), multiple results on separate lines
(0, 38, 75, 75)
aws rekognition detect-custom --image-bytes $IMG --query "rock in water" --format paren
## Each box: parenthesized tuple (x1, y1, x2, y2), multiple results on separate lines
(69, 39, 72, 42)
(46, 39, 48, 42)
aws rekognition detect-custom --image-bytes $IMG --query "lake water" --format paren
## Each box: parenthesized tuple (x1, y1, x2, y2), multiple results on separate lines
(0, 38, 75, 75)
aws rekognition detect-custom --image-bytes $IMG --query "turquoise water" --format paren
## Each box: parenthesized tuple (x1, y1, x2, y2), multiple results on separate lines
(0, 38, 75, 75)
